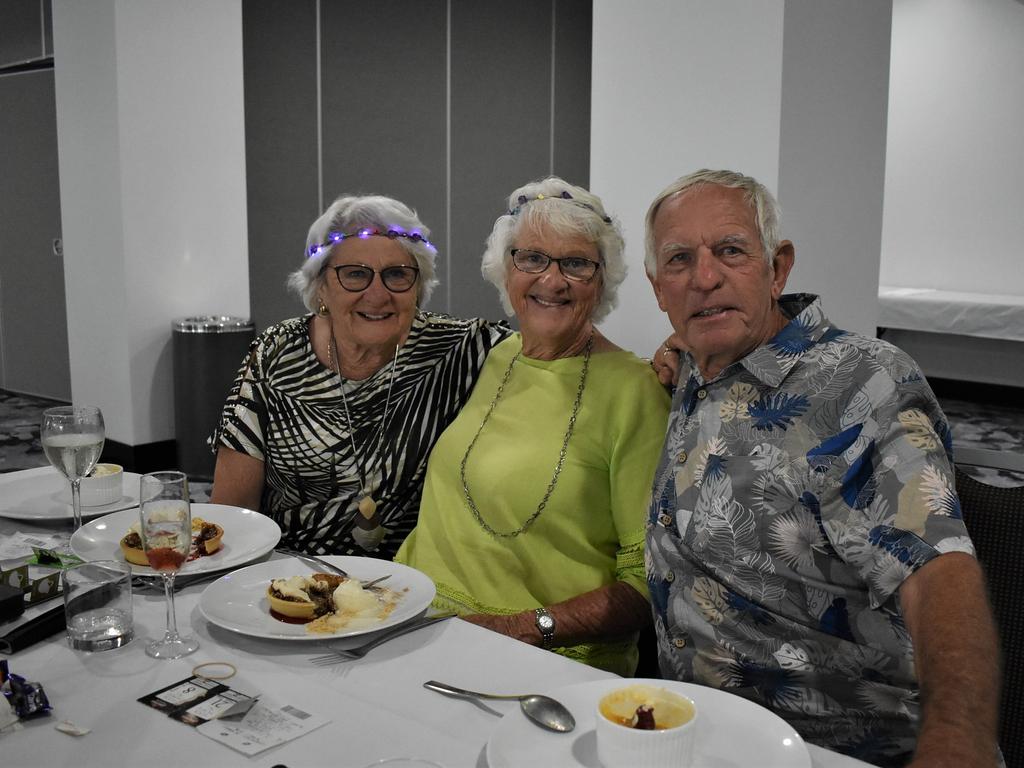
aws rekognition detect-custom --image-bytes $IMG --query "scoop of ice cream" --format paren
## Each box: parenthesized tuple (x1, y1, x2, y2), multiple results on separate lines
(332, 578, 380, 615)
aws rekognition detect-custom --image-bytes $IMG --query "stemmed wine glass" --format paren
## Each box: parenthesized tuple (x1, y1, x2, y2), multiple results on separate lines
(41, 406, 105, 531)
(139, 471, 199, 659)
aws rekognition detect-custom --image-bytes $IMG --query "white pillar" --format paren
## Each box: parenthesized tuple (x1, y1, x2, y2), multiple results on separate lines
(52, 0, 249, 452)
(591, 0, 891, 353)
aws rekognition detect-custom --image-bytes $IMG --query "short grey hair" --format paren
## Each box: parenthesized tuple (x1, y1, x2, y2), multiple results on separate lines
(287, 194, 439, 311)
(480, 177, 626, 323)
(643, 169, 781, 276)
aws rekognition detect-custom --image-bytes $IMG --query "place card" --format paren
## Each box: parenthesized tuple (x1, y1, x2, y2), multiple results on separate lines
(139, 675, 254, 727)
(197, 700, 330, 756)
(139, 676, 329, 755)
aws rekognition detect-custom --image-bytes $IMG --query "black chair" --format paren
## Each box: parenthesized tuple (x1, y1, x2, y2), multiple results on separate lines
(955, 465, 1024, 768)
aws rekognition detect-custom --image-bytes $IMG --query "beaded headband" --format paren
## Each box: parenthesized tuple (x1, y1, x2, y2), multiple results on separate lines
(507, 190, 613, 224)
(307, 227, 436, 258)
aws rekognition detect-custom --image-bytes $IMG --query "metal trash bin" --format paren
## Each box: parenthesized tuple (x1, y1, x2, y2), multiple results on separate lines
(172, 316, 255, 480)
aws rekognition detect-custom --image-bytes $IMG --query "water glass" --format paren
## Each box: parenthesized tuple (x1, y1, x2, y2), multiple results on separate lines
(62, 560, 134, 651)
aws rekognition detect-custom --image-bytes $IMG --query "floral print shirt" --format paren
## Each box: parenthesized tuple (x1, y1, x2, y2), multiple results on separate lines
(646, 294, 974, 767)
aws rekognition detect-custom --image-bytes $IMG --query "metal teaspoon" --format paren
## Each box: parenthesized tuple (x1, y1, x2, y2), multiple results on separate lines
(423, 680, 576, 733)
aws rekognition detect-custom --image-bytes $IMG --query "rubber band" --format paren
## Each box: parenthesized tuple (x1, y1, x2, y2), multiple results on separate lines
(191, 661, 236, 680)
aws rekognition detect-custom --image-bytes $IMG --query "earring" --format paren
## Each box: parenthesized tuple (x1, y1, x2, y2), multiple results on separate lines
(316, 297, 329, 316)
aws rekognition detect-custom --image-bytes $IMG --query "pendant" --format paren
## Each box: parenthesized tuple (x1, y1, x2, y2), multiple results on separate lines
(357, 495, 377, 520)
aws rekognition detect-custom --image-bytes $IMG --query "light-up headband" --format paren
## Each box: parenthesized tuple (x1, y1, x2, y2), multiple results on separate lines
(507, 190, 613, 224)
(307, 227, 437, 258)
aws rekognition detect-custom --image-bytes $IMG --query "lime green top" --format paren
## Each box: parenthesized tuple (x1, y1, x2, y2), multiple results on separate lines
(396, 335, 670, 676)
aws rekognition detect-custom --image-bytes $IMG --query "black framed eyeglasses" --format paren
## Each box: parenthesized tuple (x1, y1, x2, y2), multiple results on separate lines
(332, 264, 420, 293)
(510, 248, 601, 282)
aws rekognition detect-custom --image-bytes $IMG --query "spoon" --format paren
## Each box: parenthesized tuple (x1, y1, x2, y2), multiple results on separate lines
(423, 680, 576, 733)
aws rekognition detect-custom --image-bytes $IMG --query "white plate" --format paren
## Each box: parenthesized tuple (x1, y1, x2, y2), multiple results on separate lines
(69, 503, 281, 575)
(197, 556, 436, 640)
(486, 678, 812, 768)
(0, 466, 142, 521)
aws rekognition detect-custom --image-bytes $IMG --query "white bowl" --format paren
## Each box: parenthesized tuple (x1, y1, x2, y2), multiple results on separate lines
(595, 684, 697, 768)
(79, 463, 123, 507)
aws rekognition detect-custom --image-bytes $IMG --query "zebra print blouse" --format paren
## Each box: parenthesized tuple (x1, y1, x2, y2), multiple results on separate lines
(212, 311, 511, 557)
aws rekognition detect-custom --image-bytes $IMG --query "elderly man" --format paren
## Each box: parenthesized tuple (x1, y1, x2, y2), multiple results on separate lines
(643, 169, 1000, 767)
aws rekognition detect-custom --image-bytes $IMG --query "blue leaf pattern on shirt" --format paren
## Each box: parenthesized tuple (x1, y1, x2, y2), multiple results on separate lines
(934, 417, 953, 455)
(727, 659, 801, 709)
(799, 491, 834, 553)
(747, 392, 810, 431)
(770, 315, 816, 357)
(807, 424, 863, 472)
(841, 439, 876, 508)
(867, 525, 934, 569)
(705, 453, 727, 479)
(725, 590, 777, 625)
(819, 596, 855, 641)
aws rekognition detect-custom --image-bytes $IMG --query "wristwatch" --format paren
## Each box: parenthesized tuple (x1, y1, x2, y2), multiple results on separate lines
(534, 607, 556, 648)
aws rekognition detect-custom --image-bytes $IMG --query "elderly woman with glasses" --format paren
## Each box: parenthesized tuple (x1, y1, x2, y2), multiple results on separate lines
(396, 177, 670, 675)
(210, 195, 510, 557)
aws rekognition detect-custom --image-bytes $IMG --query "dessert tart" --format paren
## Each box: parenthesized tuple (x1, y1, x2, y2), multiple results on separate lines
(119, 517, 224, 566)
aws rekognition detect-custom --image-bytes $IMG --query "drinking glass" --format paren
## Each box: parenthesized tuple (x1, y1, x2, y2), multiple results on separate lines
(41, 406, 105, 531)
(139, 471, 199, 659)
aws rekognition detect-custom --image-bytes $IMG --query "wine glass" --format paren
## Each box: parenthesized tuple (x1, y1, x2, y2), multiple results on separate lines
(139, 471, 199, 659)
(41, 406, 105, 531)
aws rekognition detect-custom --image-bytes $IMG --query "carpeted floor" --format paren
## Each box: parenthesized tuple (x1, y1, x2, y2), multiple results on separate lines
(2, 387, 1022, 488)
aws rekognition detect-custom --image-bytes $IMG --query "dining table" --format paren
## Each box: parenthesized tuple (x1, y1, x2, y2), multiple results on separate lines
(0, 468, 876, 768)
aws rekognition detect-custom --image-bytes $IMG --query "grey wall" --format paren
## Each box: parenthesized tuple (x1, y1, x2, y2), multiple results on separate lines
(243, 0, 593, 331)
(0, 0, 68, 400)
(776, 0, 892, 338)
(0, 0, 52, 65)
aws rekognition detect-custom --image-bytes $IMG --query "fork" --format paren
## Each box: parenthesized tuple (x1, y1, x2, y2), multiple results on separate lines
(275, 548, 391, 588)
(275, 548, 349, 576)
(308, 613, 456, 665)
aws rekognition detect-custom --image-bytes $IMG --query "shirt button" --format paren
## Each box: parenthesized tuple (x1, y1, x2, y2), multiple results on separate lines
(658, 512, 673, 527)
(673, 636, 686, 648)
(696, 389, 708, 400)
(665, 570, 675, 583)
(676, 450, 688, 464)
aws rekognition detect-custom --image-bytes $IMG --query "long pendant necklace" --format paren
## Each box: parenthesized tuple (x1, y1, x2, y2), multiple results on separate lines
(460, 333, 593, 538)
(329, 331, 400, 519)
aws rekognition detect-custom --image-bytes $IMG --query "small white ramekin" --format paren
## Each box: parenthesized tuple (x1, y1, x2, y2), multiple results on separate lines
(79, 463, 124, 506)
(595, 684, 697, 768)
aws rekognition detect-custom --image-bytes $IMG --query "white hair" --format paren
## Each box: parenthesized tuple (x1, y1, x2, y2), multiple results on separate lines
(287, 194, 439, 311)
(480, 177, 626, 323)
(644, 169, 782, 276)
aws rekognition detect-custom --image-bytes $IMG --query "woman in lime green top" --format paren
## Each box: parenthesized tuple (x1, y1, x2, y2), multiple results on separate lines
(396, 177, 670, 676)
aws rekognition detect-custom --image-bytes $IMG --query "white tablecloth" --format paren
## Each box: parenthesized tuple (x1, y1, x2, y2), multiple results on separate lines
(0, 493, 872, 768)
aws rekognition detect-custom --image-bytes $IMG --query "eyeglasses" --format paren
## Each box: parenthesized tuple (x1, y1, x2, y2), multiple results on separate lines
(332, 264, 420, 293)
(510, 248, 601, 282)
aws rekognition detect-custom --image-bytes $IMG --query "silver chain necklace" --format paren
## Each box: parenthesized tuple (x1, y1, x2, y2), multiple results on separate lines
(459, 333, 593, 538)
(328, 331, 400, 519)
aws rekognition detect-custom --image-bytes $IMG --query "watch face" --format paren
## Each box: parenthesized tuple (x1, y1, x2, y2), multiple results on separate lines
(537, 614, 555, 632)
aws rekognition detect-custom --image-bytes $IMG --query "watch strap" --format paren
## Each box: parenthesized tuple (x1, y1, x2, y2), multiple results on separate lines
(534, 607, 556, 648)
